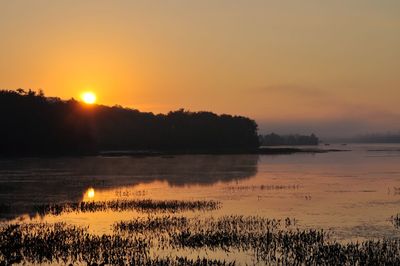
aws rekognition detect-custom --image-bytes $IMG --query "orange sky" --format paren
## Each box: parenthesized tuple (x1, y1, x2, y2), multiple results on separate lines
(1, 1, 399, 137)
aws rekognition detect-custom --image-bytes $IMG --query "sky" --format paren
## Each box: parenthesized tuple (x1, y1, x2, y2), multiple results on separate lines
(1, 0, 399, 138)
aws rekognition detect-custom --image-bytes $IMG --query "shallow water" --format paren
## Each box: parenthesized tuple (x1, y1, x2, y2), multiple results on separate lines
(1, 143, 400, 242)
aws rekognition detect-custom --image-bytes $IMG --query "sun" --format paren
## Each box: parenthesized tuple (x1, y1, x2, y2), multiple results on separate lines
(81, 92, 97, 104)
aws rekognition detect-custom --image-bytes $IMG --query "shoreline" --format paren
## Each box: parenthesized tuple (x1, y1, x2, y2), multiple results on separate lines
(100, 147, 349, 157)
(0, 147, 350, 159)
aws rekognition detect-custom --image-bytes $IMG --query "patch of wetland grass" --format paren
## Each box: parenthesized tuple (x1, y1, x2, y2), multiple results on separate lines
(3, 211, 400, 264)
(33, 199, 221, 216)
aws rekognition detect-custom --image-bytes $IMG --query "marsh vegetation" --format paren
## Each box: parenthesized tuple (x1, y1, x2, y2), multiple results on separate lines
(2, 214, 400, 265)
(33, 199, 221, 216)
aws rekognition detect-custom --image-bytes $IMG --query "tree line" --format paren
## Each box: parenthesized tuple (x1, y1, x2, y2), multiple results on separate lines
(259, 133, 319, 146)
(0, 89, 259, 156)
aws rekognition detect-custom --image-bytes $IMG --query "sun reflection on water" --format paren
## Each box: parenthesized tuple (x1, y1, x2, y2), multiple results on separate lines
(85, 188, 95, 200)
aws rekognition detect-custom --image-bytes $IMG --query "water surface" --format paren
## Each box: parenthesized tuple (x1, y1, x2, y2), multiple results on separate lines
(1, 143, 400, 242)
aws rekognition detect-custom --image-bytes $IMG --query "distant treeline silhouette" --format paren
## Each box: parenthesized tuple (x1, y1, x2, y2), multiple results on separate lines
(0, 89, 259, 156)
(259, 133, 319, 146)
(350, 133, 400, 143)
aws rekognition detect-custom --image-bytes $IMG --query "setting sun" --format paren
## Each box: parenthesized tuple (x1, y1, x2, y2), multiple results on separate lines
(81, 92, 97, 104)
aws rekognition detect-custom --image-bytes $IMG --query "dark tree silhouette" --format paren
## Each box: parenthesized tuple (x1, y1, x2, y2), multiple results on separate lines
(259, 133, 319, 146)
(0, 90, 259, 156)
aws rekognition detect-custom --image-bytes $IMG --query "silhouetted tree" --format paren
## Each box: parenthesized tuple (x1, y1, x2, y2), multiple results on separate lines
(0, 89, 260, 156)
(259, 133, 319, 146)
(0, 90, 95, 156)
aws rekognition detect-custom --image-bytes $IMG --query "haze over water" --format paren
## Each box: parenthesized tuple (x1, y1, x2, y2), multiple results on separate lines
(2, 143, 400, 243)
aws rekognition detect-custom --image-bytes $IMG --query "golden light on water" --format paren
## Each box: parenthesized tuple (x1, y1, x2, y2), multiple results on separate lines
(87, 188, 95, 199)
(81, 92, 97, 104)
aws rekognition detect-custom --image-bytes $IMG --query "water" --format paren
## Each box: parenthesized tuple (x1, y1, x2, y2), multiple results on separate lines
(1, 143, 400, 262)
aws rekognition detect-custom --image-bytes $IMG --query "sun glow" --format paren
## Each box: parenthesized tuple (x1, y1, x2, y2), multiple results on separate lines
(87, 188, 95, 199)
(81, 92, 97, 104)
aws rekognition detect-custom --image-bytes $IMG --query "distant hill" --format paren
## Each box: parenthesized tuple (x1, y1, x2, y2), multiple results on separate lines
(259, 133, 319, 146)
(0, 89, 259, 156)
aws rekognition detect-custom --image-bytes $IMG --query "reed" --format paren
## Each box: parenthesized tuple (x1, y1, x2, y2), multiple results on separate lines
(34, 199, 221, 216)
(3, 214, 400, 264)
(391, 213, 400, 229)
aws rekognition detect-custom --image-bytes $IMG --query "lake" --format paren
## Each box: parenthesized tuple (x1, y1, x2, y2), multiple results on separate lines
(1, 143, 400, 264)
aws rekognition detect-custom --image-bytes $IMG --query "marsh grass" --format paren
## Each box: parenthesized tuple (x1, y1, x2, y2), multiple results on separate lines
(33, 199, 221, 216)
(115, 215, 400, 265)
(2, 215, 399, 265)
(391, 213, 400, 229)
(223, 184, 299, 192)
(0, 222, 236, 265)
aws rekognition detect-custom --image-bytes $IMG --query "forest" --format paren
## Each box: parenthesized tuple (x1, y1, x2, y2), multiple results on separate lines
(0, 89, 259, 156)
